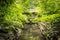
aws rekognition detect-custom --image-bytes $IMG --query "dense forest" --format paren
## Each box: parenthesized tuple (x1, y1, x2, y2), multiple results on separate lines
(0, 0, 60, 40)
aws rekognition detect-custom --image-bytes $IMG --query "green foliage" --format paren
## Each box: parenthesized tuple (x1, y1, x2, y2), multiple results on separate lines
(30, 0, 60, 24)
(32, 13, 60, 24)
(0, 0, 60, 40)
(0, 0, 28, 29)
(38, 0, 60, 15)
